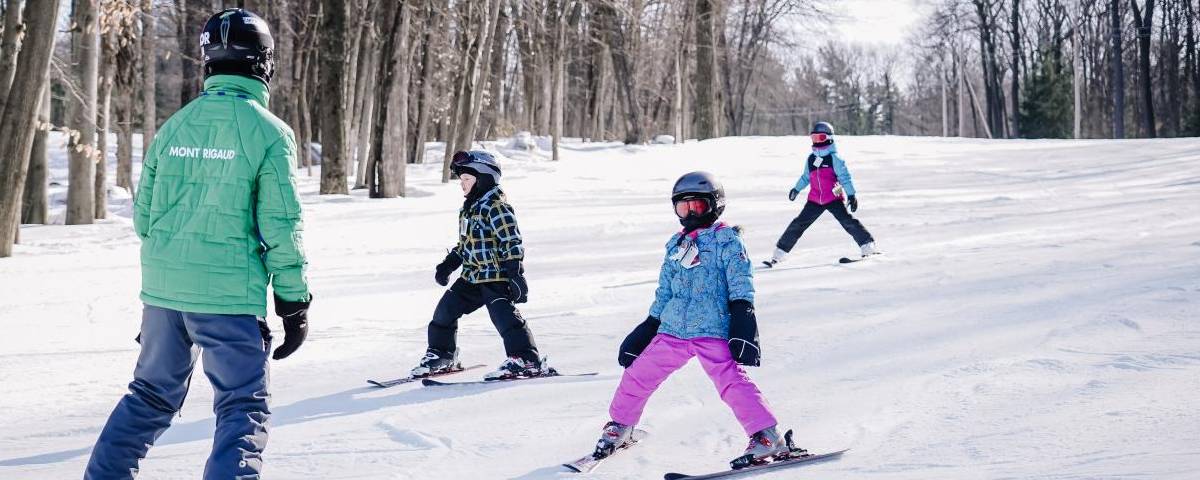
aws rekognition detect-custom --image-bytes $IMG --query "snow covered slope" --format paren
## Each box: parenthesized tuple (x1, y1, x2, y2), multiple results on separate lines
(2, 135, 1198, 479)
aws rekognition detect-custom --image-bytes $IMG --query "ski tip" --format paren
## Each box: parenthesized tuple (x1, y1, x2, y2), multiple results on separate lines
(838, 257, 855, 263)
(664, 473, 691, 480)
(562, 463, 584, 473)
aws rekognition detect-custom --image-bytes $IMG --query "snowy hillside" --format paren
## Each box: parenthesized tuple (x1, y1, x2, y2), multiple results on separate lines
(2, 135, 1198, 479)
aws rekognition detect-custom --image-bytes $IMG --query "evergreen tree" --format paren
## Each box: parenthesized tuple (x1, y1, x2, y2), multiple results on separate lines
(1018, 49, 1072, 139)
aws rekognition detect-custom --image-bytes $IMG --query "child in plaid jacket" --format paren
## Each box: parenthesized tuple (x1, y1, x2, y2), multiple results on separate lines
(410, 151, 547, 381)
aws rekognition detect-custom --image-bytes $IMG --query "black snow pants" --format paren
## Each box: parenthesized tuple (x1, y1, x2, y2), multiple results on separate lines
(427, 278, 539, 362)
(776, 200, 874, 252)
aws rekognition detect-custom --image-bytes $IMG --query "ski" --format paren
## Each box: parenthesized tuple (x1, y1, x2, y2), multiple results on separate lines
(662, 449, 847, 480)
(755, 263, 828, 272)
(421, 371, 598, 387)
(562, 429, 650, 473)
(839, 253, 881, 264)
(366, 364, 487, 388)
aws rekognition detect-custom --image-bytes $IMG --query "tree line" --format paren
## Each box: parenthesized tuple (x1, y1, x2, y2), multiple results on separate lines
(816, 0, 1200, 140)
(1, 0, 1196, 257)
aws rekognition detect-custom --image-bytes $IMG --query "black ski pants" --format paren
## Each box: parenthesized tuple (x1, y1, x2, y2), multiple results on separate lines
(776, 200, 874, 252)
(427, 278, 539, 362)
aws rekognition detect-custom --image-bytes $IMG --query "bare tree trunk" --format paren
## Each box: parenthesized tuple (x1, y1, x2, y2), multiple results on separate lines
(354, 43, 379, 187)
(966, 73, 994, 138)
(368, 0, 413, 197)
(96, 46, 115, 220)
(292, 0, 320, 176)
(67, 0, 101, 225)
(1130, 0, 1156, 137)
(410, 0, 438, 165)
(1072, 15, 1083, 139)
(1010, 0, 1021, 137)
(141, 0, 157, 164)
(319, 0, 351, 194)
(270, 0, 294, 126)
(596, 1, 644, 144)
(461, 0, 503, 149)
(957, 54, 968, 137)
(674, 46, 684, 143)
(0, 0, 60, 256)
(177, 0, 201, 107)
(442, 0, 501, 182)
(482, 0, 510, 140)
(1188, 0, 1199, 120)
(550, 0, 568, 161)
(694, 0, 718, 140)
(590, 45, 611, 141)
(1112, 0, 1126, 138)
(941, 60, 949, 137)
(0, 0, 24, 110)
(351, 1, 378, 186)
(117, 92, 134, 192)
(298, 46, 315, 175)
(21, 76, 50, 225)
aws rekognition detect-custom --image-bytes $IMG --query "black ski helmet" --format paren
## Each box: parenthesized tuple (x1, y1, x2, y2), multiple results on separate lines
(451, 150, 502, 183)
(201, 9, 275, 85)
(811, 122, 835, 136)
(671, 171, 726, 229)
(811, 121, 835, 147)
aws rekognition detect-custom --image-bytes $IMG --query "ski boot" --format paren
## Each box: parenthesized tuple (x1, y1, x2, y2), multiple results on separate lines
(410, 348, 462, 378)
(483, 355, 554, 381)
(592, 421, 634, 459)
(859, 241, 879, 258)
(761, 248, 788, 268)
(730, 426, 804, 469)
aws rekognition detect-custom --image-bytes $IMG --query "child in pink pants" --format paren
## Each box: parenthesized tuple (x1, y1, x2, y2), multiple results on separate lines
(609, 334, 777, 435)
(589, 172, 793, 468)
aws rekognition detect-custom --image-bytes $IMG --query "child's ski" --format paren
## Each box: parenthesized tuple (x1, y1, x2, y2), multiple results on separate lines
(562, 429, 650, 473)
(421, 371, 598, 387)
(662, 449, 847, 480)
(366, 364, 487, 388)
(839, 252, 882, 264)
(755, 263, 829, 272)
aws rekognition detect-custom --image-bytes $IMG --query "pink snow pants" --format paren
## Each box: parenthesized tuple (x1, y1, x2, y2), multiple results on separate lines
(608, 333, 778, 436)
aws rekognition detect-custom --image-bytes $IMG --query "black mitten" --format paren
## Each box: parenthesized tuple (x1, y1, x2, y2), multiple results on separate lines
(434, 251, 463, 286)
(272, 293, 311, 360)
(728, 299, 760, 366)
(500, 260, 528, 303)
(618, 316, 661, 367)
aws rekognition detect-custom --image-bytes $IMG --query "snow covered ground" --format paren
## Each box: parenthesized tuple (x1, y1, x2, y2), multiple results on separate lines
(2, 134, 1198, 479)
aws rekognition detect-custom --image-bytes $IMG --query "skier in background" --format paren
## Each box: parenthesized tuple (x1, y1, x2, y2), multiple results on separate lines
(762, 121, 878, 268)
(592, 171, 801, 469)
(85, 9, 310, 479)
(409, 150, 549, 381)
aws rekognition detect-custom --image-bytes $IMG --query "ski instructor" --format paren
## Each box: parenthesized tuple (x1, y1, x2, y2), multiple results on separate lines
(85, 8, 310, 479)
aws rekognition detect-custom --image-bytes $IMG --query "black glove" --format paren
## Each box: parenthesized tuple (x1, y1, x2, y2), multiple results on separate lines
(847, 195, 858, 213)
(618, 316, 661, 367)
(788, 189, 800, 201)
(272, 293, 311, 360)
(728, 299, 760, 367)
(434, 251, 463, 286)
(500, 260, 528, 304)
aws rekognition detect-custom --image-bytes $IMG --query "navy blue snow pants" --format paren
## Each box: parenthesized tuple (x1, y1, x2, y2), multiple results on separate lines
(84, 304, 271, 480)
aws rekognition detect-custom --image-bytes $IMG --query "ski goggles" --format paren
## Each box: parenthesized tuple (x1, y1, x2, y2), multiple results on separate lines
(674, 197, 711, 218)
(810, 133, 830, 144)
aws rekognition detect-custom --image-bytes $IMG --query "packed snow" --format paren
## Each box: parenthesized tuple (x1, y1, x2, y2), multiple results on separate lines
(2, 134, 1198, 479)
